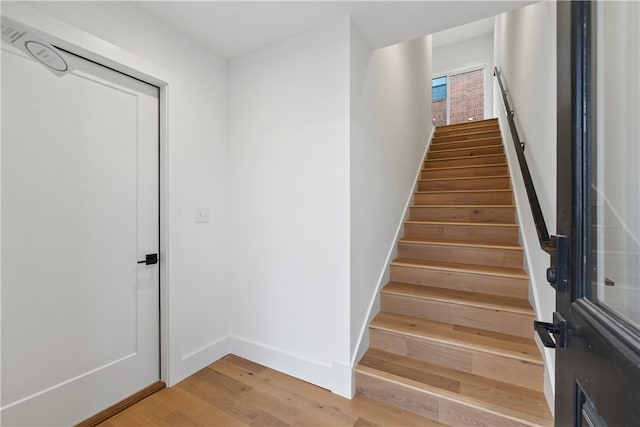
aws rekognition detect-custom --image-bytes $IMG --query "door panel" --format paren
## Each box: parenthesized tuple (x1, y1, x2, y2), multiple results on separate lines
(555, 2, 640, 425)
(1, 47, 159, 425)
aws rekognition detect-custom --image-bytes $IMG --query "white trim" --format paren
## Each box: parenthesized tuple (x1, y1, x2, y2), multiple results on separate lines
(229, 336, 353, 398)
(433, 62, 486, 79)
(446, 74, 451, 124)
(180, 337, 232, 381)
(1, 2, 182, 386)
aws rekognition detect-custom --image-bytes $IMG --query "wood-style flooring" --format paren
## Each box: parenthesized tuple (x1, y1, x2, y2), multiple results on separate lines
(99, 354, 443, 427)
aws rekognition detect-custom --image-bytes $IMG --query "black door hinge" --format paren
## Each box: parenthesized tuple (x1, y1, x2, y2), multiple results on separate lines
(547, 234, 569, 292)
(534, 312, 568, 348)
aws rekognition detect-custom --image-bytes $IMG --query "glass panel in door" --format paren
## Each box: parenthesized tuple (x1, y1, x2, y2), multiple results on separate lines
(591, 0, 640, 328)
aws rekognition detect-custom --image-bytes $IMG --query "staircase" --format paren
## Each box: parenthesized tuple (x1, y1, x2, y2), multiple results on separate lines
(355, 118, 553, 426)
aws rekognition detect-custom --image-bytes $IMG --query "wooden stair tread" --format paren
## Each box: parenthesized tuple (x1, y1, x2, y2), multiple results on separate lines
(422, 163, 508, 172)
(404, 220, 518, 228)
(415, 189, 512, 195)
(356, 349, 553, 426)
(425, 153, 503, 162)
(435, 126, 499, 135)
(432, 133, 500, 140)
(433, 131, 501, 140)
(413, 204, 515, 208)
(382, 282, 534, 315)
(436, 121, 498, 129)
(390, 258, 528, 279)
(419, 174, 510, 183)
(371, 312, 542, 364)
(440, 118, 498, 124)
(402, 221, 520, 243)
(429, 143, 503, 153)
(398, 238, 522, 250)
(436, 118, 498, 129)
(431, 136, 502, 146)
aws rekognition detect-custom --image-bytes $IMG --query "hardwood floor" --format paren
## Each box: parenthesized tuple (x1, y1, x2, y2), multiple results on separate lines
(99, 354, 444, 426)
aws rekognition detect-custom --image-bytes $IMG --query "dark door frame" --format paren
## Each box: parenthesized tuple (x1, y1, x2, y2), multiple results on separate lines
(555, 1, 640, 425)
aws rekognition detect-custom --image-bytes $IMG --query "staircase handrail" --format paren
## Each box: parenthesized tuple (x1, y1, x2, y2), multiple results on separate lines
(494, 67, 551, 253)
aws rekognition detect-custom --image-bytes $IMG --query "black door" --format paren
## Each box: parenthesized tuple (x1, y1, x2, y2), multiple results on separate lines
(554, 1, 640, 425)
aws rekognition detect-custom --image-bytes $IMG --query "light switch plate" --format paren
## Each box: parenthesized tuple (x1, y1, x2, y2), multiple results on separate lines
(195, 207, 210, 223)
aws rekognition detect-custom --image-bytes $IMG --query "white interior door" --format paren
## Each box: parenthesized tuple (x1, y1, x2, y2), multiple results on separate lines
(1, 46, 160, 426)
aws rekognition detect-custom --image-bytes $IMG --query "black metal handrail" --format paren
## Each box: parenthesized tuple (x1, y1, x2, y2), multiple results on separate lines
(494, 67, 551, 253)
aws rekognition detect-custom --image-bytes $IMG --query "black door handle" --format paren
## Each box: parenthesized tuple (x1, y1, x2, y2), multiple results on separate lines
(137, 253, 158, 265)
(534, 312, 567, 348)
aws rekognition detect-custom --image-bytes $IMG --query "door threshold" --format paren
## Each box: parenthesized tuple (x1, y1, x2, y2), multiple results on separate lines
(76, 381, 166, 427)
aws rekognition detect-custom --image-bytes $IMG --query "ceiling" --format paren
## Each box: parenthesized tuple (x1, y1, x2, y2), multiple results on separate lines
(135, 1, 533, 59)
(432, 16, 495, 49)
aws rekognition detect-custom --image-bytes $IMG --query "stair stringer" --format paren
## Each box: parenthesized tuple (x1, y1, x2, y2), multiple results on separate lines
(497, 112, 556, 414)
(350, 126, 435, 372)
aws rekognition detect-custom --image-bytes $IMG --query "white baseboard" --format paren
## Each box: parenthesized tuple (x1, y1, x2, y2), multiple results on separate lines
(176, 336, 232, 386)
(229, 336, 353, 398)
(350, 127, 435, 369)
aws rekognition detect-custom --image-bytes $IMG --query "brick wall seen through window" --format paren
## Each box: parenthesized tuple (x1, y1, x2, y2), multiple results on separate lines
(431, 68, 484, 126)
(449, 69, 484, 124)
(432, 99, 447, 127)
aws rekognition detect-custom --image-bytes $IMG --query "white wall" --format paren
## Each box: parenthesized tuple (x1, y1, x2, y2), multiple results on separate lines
(1, 0, 448, 407)
(349, 32, 433, 363)
(228, 16, 352, 397)
(8, 1, 230, 385)
(227, 17, 433, 397)
(433, 33, 494, 119)
(493, 1, 557, 411)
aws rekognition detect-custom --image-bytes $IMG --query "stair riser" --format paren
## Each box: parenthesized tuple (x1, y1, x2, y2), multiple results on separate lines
(435, 125, 499, 137)
(381, 293, 534, 338)
(433, 130, 502, 143)
(437, 119, 498, 132)
(430, 138, 503, 151)
(397, 243, 523, 269)
(369, 329, 544, 391)
(355, 372, 534, 427)
(419, 177, 511, 191)
(403, 223, 519, 244)
(440, 398, 538, 427)
(390, 264, 528, 299)
(355, 372, 440, 422)
(413, 191, 513, 205)
(427, 145, 504, 159)
(424, 154, 506, 169)
(410, 206, 516, 223)
(421, 165, 508, 179)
